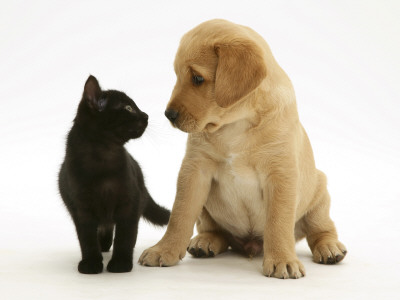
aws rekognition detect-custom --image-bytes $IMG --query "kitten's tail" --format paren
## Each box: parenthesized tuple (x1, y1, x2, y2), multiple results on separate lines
(143, 193, 170, 226)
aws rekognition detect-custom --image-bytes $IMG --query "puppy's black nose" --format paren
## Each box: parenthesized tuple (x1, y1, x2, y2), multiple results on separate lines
(165, 109, 178, 123)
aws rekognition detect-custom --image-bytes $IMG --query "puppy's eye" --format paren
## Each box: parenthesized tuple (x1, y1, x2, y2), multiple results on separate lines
(125, 105, 134, 112)
(192, 75, 204, 86)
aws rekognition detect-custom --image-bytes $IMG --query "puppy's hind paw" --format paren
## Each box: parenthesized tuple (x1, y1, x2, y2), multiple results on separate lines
(313, 240, 347, 264)
(187, 232, 229, 258)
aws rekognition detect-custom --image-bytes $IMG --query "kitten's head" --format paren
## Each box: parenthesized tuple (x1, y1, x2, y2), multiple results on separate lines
(78, 75, 148, 144)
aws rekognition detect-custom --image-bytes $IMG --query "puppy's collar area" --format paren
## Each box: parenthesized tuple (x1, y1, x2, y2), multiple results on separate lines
(205, 122, 220, 133)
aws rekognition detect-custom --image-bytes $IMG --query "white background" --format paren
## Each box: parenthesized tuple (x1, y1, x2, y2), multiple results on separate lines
(1, 0, 399, 299)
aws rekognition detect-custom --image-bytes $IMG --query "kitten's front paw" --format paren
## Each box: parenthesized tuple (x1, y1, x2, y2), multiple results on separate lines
(78, 259, 103, 274)
(138, 244, 185, 267)
(263, 255, 305, 279)
(107, 258, 133, 273)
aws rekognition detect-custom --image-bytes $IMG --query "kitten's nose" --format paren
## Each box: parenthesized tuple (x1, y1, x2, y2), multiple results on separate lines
(165, 109, 178, 123)
(142, 112, 148, 121)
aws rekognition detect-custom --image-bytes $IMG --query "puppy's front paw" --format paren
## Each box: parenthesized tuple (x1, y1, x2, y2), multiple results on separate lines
(138, 244, 185, 267)
(263, 256, 305, 279)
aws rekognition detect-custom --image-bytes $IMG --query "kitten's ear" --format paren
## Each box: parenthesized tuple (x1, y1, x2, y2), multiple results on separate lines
(83, 75, 105, 111)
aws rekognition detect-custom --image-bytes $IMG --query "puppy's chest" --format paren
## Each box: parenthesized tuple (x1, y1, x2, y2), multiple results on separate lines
(205, 154, 266, 238)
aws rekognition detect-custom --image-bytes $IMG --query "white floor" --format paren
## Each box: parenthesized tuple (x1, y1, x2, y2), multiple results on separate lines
(1, 1, 399, 299)
(2, 240, 397, 300)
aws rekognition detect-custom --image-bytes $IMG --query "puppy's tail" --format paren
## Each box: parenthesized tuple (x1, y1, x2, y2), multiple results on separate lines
(143, 192, 170, 226)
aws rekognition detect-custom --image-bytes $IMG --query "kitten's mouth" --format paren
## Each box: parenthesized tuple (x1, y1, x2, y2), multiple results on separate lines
(129, 128, 146, 138)
(130, 129, 142, 134)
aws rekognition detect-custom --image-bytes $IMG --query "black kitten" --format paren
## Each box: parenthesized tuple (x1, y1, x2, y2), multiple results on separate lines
(58, 75, 170, 274)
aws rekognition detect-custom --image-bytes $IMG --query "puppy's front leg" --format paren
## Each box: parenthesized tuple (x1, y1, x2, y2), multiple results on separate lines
(262, 166, 306, 279)
(139, 157, 215, 267)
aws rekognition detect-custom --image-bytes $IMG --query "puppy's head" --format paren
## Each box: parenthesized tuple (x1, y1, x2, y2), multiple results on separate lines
(165, 19, 267, 133)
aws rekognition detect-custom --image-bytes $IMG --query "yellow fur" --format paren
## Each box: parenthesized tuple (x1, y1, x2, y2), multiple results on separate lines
(139, 19, 346, 278)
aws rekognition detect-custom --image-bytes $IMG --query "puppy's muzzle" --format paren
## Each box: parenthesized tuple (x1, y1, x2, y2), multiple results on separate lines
(165, 109, 179, 124)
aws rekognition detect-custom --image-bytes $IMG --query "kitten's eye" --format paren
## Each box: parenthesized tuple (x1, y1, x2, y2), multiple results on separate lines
(125, 105, 134, 112)
(192, 75, 204, 86)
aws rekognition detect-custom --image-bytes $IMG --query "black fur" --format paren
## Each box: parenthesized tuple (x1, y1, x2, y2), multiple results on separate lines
(58, 75, 170, 274)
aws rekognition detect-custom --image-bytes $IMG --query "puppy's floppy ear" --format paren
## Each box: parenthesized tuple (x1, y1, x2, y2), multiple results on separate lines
(83, 75, 106, 111)
(214, 40, 267, 108)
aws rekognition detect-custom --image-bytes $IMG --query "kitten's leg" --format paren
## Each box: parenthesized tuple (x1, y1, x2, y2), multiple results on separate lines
(74, 217, 103, 274)
(98, 224, 114, 252)
(107, 217, 138, 273)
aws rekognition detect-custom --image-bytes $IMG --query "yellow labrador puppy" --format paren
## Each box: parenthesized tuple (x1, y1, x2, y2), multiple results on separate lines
(139, 19, 347, 279)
